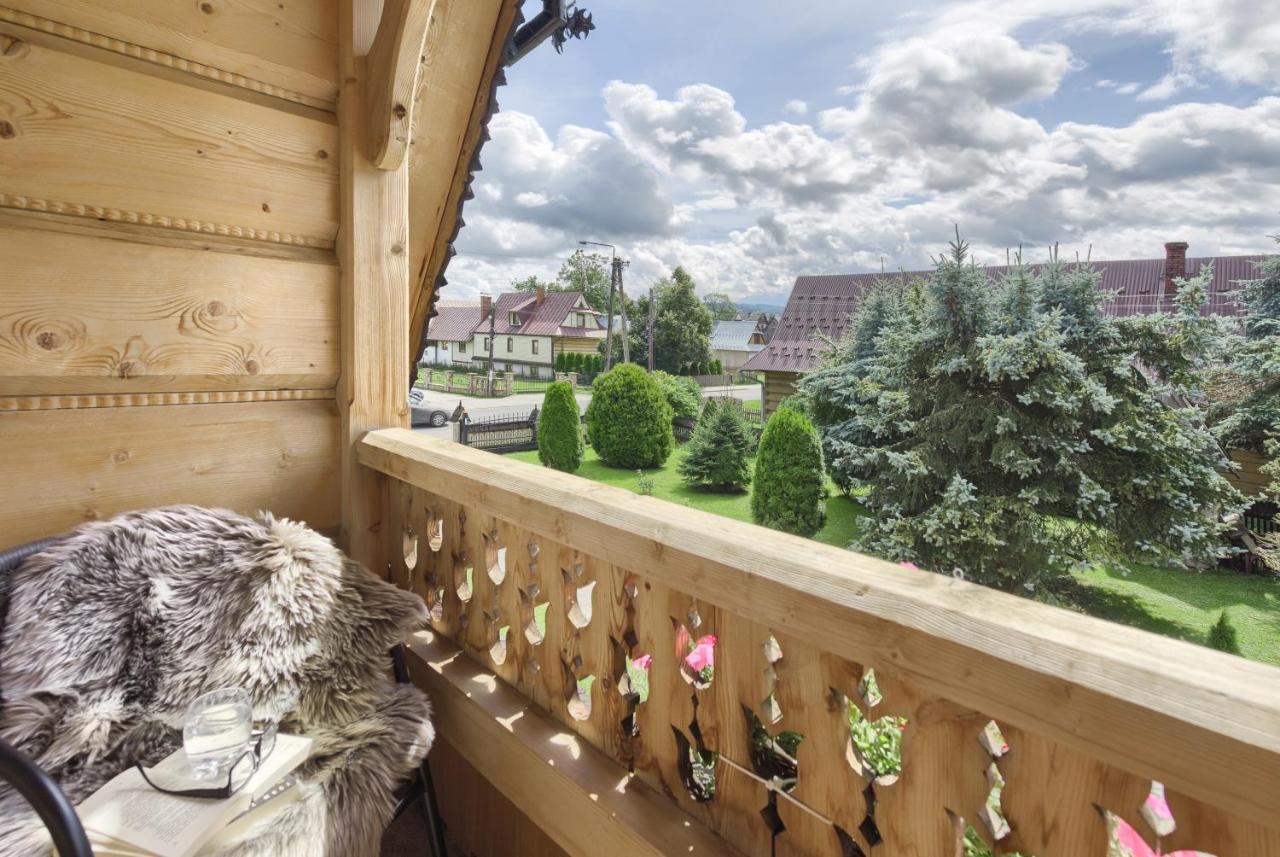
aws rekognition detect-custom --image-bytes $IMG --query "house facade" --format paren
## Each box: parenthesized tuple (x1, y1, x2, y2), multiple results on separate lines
(744, 241, 1266, 417)
(710, 318, 769, 372)
(423, 288, 605, 379)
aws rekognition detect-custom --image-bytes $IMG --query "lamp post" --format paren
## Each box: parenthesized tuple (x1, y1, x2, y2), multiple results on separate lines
(578, 240, 629, 370)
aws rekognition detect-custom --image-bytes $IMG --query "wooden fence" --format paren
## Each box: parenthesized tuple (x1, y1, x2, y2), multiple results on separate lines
(360, 429, 1280, 857)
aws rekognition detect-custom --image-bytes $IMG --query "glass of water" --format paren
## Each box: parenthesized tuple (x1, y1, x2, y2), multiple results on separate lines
(182, 687, 253, 781)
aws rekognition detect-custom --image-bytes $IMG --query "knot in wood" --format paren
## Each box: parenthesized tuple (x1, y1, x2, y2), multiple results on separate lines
(206, 300, 227, 316)
(245, 359, 261, 375)
(0, 121, 16, 140)
(393, 104, 408, 120)
(35, 331, 62, 350)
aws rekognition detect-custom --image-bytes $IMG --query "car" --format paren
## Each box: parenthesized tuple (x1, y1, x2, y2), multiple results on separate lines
(409, 388, 449, 428)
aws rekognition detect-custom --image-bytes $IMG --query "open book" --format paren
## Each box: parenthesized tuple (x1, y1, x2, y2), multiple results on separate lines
(72, 733, 312, 857)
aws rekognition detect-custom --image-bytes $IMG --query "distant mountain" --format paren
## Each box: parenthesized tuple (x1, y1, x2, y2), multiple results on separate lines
(736, 300, 786, 314)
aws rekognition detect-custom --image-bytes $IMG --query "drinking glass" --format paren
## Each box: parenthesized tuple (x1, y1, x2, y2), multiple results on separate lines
(182, 687, 253, 781)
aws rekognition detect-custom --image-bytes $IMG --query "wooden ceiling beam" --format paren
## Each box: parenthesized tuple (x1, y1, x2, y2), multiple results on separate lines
(365, 0, 437, 170)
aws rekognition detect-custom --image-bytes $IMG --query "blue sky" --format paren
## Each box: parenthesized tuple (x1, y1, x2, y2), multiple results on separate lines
(447, 0, 1280, 304)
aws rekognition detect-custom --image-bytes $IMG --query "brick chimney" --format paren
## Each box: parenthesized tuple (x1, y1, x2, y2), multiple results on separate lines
(1164, 241, 1188, 293)
(480, 293, 492, 317)
(535, 285, 546, 306)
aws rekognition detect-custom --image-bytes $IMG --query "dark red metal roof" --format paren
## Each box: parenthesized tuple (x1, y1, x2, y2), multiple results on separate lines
(427, 291, 604, 342)
(743, 254, 1267, 374)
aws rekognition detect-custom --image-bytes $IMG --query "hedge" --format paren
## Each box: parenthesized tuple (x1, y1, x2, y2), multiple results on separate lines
(751, 405, 826, 536)
(585, 364, 673, 469)
(537, 382, 583, 472)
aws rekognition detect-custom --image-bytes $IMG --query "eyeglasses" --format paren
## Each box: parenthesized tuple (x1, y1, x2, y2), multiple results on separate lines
(136, 723, 277, 800)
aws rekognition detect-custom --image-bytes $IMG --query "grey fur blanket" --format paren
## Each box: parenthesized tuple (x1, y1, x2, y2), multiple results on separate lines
(0, 506, 433, 856)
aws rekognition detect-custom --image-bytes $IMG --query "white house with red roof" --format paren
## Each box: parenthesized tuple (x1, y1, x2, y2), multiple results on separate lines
(422, 287, 605, 378)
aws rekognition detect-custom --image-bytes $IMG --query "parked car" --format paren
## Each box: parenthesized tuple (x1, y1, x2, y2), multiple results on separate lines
(409, 388, 449, 428)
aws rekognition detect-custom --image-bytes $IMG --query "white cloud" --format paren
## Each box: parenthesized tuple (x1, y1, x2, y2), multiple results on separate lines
(446, 1, 1280, 306)
(784, 99, 808, 115)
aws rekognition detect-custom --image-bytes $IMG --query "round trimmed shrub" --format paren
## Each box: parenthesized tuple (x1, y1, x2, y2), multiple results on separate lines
(751, 406, 826, 536)
(538, 381, 583, 473)
(586, 364, 673, 469)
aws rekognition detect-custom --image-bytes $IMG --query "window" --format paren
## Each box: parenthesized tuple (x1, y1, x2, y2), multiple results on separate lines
(576, 313, 587, 327)
(457, 342, 466, 354)
(531, 340, 539, 355)
(482, 337, 489, 351)
(510, 312, 521, 326)
(506, 337, 514, 353)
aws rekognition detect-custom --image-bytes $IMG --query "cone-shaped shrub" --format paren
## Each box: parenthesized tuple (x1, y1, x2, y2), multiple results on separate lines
(751, 405, 826, 536)
(586, 364, 673, 468)
(679, 405, 751, 492)
(1207, 610, 1242, 655)
(538, 381, 583, 473)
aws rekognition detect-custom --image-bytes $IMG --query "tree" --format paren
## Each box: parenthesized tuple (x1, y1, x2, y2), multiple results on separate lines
(1208, 233, 1280, 454)
(512, 250, 616, 313)
(680, 405, 752, 492)
(751, 406, 826, 536)
(1207, 610, 1242, 655)
(538, 382, 583, 473)
(609, 268, 713, 373)
(554, 352, 567, 373)
(512, 274, 557, 293)
(703, 292, 738, 321)
(652, 371, 701, 423)
(586, 364, 674, 468)
(802, 235, 1241, 593)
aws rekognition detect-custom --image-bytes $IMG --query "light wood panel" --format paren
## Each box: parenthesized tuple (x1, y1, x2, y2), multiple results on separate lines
(337, 1, 410, 577)
(0, 0, 338, 107)
(365, 0, 436, 170)
(0, 26, 338, 248)
(402, 630, 742, 857)
(1227, 448, 1272, 497)
(361, 429, 1280, 834)
(0, 399, 339, 547)
(407, 0, 511, 366)
(0, 226, 337, 396)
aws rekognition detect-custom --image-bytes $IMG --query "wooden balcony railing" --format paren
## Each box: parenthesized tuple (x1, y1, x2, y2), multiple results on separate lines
(359, 428, 1280, 857)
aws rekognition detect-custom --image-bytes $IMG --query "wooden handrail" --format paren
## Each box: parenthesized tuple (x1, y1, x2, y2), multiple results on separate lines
(360, 427, 1280, 846)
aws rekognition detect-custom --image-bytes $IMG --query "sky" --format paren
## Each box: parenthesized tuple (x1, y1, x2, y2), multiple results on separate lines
(445, 0, 1280, 305)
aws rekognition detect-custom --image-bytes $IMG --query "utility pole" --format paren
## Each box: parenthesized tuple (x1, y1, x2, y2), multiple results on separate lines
(647, 285, 656, 372)
(579, 240, 623, 370)
(617, 257, 630, 364)
(486, 295, 495, 388)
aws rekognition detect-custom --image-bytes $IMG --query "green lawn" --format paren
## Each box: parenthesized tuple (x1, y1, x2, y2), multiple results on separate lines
(508, 445, 1280, 665)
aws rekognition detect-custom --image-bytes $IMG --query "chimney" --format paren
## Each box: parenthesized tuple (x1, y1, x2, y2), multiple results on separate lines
(535, 285, 546, 306)
(480, 293, 492, 318)
(1164, 241, 1188, 293)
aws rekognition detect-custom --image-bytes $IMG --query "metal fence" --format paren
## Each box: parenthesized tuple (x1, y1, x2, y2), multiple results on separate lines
(457, 408, 540, 453)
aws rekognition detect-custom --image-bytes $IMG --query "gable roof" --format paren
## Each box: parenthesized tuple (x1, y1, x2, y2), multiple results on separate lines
(743, 253, 1267, 374)
(425, 305, 486, 343)
(428, 291, 605, 342)
(711, 320, 767, 352)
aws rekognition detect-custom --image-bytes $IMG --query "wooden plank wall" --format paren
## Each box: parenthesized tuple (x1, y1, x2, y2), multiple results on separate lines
(0, 0, 341, 546)
(763, 371, 798, 417)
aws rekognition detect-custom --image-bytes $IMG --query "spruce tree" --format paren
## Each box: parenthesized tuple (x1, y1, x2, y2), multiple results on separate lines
(803, 234, 1240, 593)
(679, 405, 752, 492)
(1209, 234, 1280, 453)
(1207, 610, 1242, 655)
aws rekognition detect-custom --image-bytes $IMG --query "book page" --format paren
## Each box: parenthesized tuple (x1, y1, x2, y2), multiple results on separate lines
(77, 768, 250, 857)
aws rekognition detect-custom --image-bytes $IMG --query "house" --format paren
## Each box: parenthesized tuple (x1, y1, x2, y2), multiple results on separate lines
(422, 287, 604, 378)
(744, 242, 1267, 416)
(710, 318, 767, 372)
(420, 303, 485, 366)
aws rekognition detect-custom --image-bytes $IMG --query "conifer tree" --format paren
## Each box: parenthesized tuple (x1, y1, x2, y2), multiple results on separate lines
(803, 233, 1240, 593)
(751, 406, 826, 536)
(538, 381, 583, 473)
(679, 404, 752, 492)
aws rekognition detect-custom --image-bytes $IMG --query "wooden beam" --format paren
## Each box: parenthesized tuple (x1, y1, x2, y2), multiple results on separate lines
(360, 429, 1280, 832)
(402, 629, 742, 857)
(337, 1, 411, 575)
(406, 0, 514, 368)
(365, 0, 436, 170)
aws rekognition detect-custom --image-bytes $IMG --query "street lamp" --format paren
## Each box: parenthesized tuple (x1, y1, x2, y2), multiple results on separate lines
(578, 240, 629, 369)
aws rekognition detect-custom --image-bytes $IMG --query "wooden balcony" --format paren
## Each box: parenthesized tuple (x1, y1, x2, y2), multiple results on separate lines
(360, 429, 1280, 857)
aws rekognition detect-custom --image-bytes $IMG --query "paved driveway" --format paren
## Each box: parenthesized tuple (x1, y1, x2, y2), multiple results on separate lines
(411, 381, 761, 441)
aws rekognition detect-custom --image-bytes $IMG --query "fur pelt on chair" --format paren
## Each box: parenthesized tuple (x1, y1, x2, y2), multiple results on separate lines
(0, 506, 433, 856)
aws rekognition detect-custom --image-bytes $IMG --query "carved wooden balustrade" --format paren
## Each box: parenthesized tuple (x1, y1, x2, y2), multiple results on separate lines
(359, 429, 1280, 857)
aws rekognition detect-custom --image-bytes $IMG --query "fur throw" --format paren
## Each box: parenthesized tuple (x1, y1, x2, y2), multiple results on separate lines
(0, 506, 433, 856)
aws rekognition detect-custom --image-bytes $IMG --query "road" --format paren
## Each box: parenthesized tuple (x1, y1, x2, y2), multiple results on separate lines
(411, 383, 761, 440)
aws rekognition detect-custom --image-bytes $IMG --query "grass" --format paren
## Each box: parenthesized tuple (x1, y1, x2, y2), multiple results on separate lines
(508, 444, 1280, 665)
